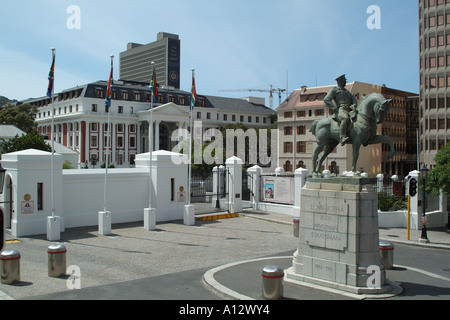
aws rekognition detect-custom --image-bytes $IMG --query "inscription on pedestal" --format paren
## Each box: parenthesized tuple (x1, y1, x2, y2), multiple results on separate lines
(305, 200, 348, 251)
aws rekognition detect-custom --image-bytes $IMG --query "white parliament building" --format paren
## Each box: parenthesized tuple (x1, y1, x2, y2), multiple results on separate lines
(23, 80, 276, 168)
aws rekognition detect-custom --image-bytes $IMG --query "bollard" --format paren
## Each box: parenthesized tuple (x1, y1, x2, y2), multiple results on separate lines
(293, 217, 300, 238)
(262, 265, 284, 300)
(1, 250, 20, 285)
(48, 244, 67, 278)
(379, 241, 394, 270)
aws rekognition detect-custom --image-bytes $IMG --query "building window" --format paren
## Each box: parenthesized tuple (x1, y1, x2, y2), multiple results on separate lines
(315, 109, 324, 116)
(297, 110, 306, 117)
(284, 160, 292, 172)
(118, 106, 123, 114)
(284, 142, 293, 153)
(297, 141, 305, 153)
(284, 111, 292, 118)
(96, 89, 104, 98)
(129, 124, 136, 133)
(232, 115, 236, 122)
(134, 93, 141, 101)
(284, 126, 292, 135)
(240, 115, 244, 122)
(91, 136, 98, 147)
(117, 124, 124, 133)
(207, 112, 211, 120)
(248, 116, 252, 123)
(92, 104, 98, 112)
(223, 114, 228, 121)
(297, 126, 306, 135)
(91, 123, 98, 132)
(180, 97, 186, 105)
(130, 136, 136, 148)
(197, 112, 202, 119)
(123, 92, 129, 100)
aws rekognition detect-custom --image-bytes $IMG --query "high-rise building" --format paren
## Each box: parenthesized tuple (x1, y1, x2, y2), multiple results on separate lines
(119, 32, 181, 89)
(419, 0, 450, 168)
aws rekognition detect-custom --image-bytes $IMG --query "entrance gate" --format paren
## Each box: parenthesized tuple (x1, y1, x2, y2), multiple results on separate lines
(190, 168, 230, 213)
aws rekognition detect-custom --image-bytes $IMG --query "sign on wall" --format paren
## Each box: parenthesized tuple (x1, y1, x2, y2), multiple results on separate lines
(261, 176, 294, 205)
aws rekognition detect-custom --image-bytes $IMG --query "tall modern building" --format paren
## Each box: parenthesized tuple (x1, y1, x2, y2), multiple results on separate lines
(119, 32, 181, 89)
(419, 0, 450, 168)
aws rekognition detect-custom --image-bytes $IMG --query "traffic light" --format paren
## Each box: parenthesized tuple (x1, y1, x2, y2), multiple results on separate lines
(409, 178, 418, 197)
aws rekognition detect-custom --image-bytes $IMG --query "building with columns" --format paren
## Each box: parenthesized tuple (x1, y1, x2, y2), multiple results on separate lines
(23, 80, 275, 168)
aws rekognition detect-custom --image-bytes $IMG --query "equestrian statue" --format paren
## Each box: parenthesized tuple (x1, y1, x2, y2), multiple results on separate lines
(310, 75, 395, 176)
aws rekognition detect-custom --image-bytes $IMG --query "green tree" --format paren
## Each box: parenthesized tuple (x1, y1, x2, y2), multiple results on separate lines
(0, 103, 38, 133)
(426, 142, 450, 197)
(0, 130, 51, 155)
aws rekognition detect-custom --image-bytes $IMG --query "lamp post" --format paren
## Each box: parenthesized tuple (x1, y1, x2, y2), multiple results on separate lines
(420, 164, 429, 243)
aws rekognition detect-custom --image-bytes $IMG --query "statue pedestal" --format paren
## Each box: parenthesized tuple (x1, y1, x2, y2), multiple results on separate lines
(286, 177, 393, 295)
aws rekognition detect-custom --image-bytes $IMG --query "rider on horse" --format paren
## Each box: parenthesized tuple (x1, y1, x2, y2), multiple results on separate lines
(324, 75, 358, 146)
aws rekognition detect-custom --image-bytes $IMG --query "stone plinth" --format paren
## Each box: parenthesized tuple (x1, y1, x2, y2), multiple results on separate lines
(286, 177, 392, 295)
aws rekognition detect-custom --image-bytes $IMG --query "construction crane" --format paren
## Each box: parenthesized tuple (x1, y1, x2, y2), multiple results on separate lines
(219, 85, 287, 109)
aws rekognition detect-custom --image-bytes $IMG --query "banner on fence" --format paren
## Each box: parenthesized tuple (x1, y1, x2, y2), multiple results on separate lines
(261, 176, 294, 205)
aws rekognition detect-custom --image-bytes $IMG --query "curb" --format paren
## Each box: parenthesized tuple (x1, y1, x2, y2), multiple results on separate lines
(197, 213, 240, 222)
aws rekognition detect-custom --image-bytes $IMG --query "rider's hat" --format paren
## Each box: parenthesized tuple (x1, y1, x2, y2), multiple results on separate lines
(335, 74, 346, 82)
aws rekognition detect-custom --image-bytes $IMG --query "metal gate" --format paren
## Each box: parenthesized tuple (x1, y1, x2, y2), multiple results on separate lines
(190, 168, 230, 213)
(242, 171, 253, 209)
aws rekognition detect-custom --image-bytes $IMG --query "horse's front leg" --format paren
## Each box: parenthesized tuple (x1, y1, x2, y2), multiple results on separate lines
(367, 135, 395, 159)
(352, 142, 361, 173)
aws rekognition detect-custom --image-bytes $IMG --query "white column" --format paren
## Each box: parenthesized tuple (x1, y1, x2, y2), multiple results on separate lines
(226, 156, 243, 213)
(247, 165, 262, 210)
(294, 167, 308, 216)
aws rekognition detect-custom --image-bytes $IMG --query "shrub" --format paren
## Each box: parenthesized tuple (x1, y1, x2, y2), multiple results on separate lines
(378, 192, 406, 211)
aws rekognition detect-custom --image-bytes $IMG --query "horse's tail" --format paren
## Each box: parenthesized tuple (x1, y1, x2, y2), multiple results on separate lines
(310, 120, 319, 136)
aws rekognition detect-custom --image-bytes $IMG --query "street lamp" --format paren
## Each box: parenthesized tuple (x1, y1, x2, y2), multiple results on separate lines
(420, 164, 429, 243)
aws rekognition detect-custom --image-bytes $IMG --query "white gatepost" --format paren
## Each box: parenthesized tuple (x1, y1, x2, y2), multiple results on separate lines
(294, 167, 308, 216)
(247, 165, 262, 210)
(376, 173, 384, 193)
(225, 156, 243, 213)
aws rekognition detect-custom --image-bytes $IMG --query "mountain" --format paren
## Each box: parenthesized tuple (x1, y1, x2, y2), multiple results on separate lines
(0, 95, 17, 108)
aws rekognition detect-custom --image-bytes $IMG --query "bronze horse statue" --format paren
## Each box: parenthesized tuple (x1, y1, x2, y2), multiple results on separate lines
(310, 92, 394, 176)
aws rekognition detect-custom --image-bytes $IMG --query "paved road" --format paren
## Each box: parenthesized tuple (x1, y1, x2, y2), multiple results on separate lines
(0, 210, 449, 304)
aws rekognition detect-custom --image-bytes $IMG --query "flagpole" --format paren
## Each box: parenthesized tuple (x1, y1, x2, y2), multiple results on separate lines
(103, 55, 114, 213)
(149, 61, 155, 208)
(50, 47, 56, 219)
(188, 68, 195, 205)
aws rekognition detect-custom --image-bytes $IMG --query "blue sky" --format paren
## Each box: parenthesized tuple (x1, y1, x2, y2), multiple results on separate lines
(0, 0, 419, 104)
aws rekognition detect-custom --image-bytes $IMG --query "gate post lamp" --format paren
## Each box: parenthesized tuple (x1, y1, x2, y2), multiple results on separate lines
(420, 164, 429, 243)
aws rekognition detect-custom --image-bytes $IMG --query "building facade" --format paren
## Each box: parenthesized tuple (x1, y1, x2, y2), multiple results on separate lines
(119, 32, 181, 89)
(419, 0, 450, 167)
(25, 80, 275, 168)
(277, 81, 419, 177)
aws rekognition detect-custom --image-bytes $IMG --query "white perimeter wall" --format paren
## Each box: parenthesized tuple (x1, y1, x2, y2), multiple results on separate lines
(63, 168, 149, 229)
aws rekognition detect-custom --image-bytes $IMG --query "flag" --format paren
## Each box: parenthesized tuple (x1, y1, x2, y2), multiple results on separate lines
(191, 73, 197, 110)
(150, 68, 158, 103)
(47, 52, 55, 98)
(105, 61, 113, 108)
